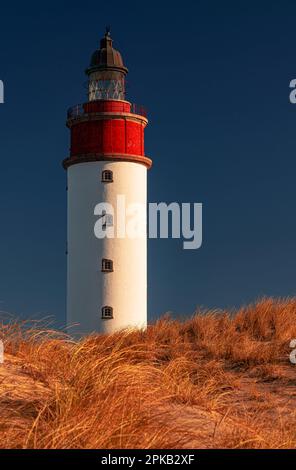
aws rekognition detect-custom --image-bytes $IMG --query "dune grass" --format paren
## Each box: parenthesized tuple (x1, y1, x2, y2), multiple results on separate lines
(0, 297, 296, 449)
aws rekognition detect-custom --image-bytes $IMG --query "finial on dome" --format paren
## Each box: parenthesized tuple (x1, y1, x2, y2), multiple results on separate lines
(85, 28, 128, 76)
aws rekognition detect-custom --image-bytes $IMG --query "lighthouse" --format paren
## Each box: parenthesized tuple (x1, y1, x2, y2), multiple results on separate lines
(63, 29, 152, 335)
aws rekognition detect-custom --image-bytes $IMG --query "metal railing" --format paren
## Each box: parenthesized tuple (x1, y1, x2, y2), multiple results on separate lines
(67, 101, 147, 120)
(67, 104, 84, 119)
(130, 103, 147, 117)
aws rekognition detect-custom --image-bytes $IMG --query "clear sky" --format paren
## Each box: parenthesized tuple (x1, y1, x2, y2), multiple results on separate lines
(1, 0, 296, 326)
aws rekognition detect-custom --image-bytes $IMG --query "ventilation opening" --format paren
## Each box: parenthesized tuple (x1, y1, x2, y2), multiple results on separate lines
(102, 213, 113, 230)
(101, 170, 113, 183)
(102, 258, 113, 272)
(102, 306, 113, 319)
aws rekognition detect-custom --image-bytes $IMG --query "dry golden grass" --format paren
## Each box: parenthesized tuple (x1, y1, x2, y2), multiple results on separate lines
(1, 297, 296, 449)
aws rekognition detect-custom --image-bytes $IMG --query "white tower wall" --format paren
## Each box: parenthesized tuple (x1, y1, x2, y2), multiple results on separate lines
(67, 160, 147, 336)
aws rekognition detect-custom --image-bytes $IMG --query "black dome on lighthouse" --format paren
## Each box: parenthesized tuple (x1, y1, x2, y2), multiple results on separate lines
(86, 28, 128, 75)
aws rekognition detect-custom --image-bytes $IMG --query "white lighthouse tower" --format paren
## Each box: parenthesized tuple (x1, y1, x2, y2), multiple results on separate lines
(63, 29, 152, 336)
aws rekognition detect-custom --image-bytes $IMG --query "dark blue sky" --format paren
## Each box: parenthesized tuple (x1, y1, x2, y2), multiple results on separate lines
(1, 1, 296, 326)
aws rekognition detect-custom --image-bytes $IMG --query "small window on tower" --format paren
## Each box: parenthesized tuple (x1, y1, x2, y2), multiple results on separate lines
(102, 306, 113, 319)
(102, 258, 113, 272)
(102, 170, 113, 183)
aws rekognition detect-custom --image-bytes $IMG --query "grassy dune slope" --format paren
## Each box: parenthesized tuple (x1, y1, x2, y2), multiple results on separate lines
(1, 298, 296, 449)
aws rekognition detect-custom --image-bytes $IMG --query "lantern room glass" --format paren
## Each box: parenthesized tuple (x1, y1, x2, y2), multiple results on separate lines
(88, 78, 125, 101)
